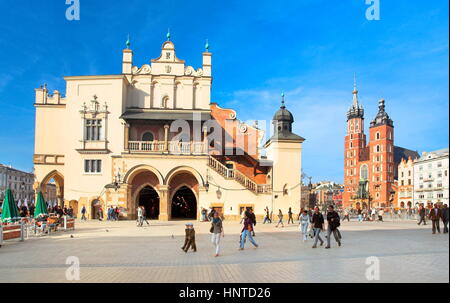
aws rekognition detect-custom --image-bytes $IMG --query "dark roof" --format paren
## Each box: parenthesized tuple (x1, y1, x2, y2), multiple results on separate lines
(394, 146, 420, 164)
(265, 131, 305, 145)
(120, 110, 211, 121)
(273, 107, 294, 123)
(370, 99, 393, 128)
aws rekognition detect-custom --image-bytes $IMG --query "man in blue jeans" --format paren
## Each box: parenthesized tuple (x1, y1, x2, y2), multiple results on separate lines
(311, 207, 324, 248)
(239, 212, 259, 250)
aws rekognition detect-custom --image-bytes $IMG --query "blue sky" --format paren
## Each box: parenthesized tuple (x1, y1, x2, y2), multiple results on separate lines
(0, 0, 448, 183)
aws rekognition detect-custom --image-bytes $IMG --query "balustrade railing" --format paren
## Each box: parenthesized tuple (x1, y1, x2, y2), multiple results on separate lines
(207, 156, 272, 194)
(128, 141, 207, 155)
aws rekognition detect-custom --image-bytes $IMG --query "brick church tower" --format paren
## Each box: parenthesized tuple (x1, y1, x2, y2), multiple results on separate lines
(368, 98, 395, 207)
(343, 83, 397, 209)
(343, 83, 366, 206)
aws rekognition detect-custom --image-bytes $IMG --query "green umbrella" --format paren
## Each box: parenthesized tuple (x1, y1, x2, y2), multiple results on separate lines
(34, 191, 49, 218)
(1, 188, 21, 223)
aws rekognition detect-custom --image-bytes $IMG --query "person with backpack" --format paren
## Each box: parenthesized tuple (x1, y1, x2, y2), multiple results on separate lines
(325, 205, 341, 249)
(239, 211, 258, 250)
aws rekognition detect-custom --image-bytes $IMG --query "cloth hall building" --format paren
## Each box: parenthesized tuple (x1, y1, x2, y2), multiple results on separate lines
(33, 37, 304, 221)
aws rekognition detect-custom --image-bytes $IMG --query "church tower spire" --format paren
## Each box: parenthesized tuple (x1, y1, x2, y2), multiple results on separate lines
(347, 76, 364, 121)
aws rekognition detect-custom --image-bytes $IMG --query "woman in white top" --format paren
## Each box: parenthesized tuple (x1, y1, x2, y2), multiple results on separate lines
(299, 210, 310, 241)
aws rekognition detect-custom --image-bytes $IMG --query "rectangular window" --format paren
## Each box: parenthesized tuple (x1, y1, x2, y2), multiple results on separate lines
(85, 119, 102, 141)
(84, 160, 102, 173)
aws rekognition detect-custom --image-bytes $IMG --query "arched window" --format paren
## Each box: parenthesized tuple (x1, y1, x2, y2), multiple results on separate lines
(376, 132, 380, 140)
(142, 132, 154, 141)
(376, 145, 380, 152)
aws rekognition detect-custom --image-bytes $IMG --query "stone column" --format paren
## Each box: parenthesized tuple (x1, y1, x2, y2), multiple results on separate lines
(159, 185, 170, 221)
(164, 124, 170, 152)
(124, 123, 130, 152)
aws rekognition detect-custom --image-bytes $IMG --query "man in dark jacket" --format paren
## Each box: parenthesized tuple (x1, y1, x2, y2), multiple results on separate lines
(441, 204, 449, 234)
(418, 204, 427, 225)
(429, 204, 442, 234)
(311, 207, 324, 248)
(325, 205, 341, 249)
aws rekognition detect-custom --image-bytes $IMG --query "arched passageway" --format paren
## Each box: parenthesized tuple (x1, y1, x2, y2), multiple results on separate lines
(171, 186, 197, 219)
(137, 186, 160, 219)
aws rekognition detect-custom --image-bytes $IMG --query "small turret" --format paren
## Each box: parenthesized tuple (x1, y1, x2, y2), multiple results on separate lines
(122, 35, 133, 74)
(202, 39, 212, 77)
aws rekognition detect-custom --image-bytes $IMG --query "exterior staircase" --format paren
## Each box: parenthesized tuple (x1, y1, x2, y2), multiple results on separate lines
(207, 156, 272, 195)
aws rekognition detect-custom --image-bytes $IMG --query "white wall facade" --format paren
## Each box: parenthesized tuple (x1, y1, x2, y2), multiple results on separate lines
(413, 149, 449, 207)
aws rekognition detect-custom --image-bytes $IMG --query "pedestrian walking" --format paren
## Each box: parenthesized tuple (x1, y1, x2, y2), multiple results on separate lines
(98, 207, 103, 221)
(418, 204, 427, 225)
(239, 212, 258, 250)
(210, 212, 224, 257)
(81, 205, 87, 221)
(275, 209, 284, 228)
(141, 206, 150, 226)
(299, 210, 310, 241)
(429, 204, 442, 234)
(182, 223, 197, 253)
(357, 208, 363, 222)
(311, 207, 324, 248)
(325, 205, 341, 249)
(263, 207, 272, 224)
(287, 207, 294, 224)
(343, 209, 350, 222)
(441, 204, 449, 234)
(137, 206, 143, 227)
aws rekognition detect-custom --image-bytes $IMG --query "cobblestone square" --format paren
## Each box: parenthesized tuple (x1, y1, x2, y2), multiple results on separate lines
(0, 219, 448, 283)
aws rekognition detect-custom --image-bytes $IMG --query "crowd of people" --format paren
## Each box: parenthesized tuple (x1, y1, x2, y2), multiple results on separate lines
(180, 202, 450, 257)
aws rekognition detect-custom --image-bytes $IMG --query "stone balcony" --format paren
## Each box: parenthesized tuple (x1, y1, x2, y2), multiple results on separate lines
(127, 140, 208, 155)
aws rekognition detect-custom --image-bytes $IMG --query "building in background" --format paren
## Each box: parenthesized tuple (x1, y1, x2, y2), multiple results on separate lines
(0, 164, 35, 204)
(44, 182, 57, 205)
(397, 157, 416, 208)
(413, 148, 449, 208)
(343, 83, 419, 209)
(314, 181, 344, 210)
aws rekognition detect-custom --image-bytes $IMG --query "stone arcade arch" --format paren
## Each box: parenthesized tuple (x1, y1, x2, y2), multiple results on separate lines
(166, 169, 200, 220)
(125, 166, 163, 220)
(40, 170, 64, 207)
(135, 184, 160, 219)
